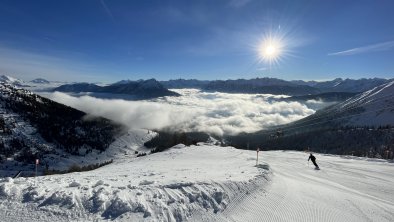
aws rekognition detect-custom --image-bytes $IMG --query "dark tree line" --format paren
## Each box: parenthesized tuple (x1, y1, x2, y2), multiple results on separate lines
(0, 84, 125, 161)
(144, 131, 210, 153)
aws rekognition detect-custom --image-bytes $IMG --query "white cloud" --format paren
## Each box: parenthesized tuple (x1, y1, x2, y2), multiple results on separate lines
(328, 40, 394, 56)
(305, 99, 336, 110)
(44, 89, 318, 136)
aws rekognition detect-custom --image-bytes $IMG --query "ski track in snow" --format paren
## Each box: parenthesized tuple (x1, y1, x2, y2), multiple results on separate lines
(1, 144, 393, 221)
(194, 151, 394, 222)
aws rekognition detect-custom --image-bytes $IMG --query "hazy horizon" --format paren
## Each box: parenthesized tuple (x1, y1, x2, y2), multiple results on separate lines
(2, 73, 393, 84)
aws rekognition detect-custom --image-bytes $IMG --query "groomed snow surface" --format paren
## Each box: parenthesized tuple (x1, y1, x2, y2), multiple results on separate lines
(1, 145, 394, 221)
(197, 151, 394, 222)
(0, 144, 270, 221)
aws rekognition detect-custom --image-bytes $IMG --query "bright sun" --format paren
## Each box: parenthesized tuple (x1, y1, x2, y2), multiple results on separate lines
(256, 34, 285, 66)
(259, 39, 281, 62)
(265, 45, 277, 56)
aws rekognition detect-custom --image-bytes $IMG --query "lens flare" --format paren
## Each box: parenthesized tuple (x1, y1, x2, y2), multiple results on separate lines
(257, 35, 284, 65)
(252, 24, 295, 68)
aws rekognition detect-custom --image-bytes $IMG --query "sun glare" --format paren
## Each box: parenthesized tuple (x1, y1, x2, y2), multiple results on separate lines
(252, 26, 293, 68)
(258, 37, 283, 64)
(264, 44, 278, 57)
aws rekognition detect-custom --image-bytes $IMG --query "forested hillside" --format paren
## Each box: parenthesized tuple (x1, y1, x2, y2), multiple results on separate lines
(0, 83, 125, 163)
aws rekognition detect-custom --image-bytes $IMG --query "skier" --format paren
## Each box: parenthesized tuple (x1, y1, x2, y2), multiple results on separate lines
(308, 153, 319, 169)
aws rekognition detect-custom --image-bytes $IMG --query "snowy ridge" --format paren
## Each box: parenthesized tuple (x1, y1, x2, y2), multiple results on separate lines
(334, 80, 394, 126)
(297, 80, 394, 127)
(0, 145, 271, 221)
(0, 75, 25, 86)
(340, 80, 394, 109)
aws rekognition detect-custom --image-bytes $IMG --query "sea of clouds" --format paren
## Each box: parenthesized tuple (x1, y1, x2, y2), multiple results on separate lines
(45, 89, 328, 136)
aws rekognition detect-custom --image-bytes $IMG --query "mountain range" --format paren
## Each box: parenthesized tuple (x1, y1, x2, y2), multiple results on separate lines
(49, 77, 394, 99)
(160, 77, 393, 95)
(202, 78, 321, 95)
(2, 74, 392, 97)
(53, 79, 180, 99)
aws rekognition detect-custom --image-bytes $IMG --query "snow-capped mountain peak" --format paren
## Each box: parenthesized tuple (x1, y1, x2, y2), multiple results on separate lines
(0, 75, 25, 86)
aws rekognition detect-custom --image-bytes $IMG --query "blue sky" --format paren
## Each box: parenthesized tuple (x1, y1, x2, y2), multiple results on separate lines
(0, 0, 393, 82)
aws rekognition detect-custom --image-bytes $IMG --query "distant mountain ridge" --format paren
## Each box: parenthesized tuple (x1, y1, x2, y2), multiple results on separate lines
(159, 77, 392, 96)
(54, 79, 179, 99)
(30, 78, 50, 84)
(160, 79, 210, 89)
(202, 78, 320, 95)
(54, 83, 102, 92)
(293, 78, 390, 93)
(3, 74, 392, 97)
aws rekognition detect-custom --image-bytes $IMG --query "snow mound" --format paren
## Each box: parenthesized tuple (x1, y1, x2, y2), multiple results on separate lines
(0, 145, 270, 221)
(138, 180, 155, 186)
(69, 181, 81, 187)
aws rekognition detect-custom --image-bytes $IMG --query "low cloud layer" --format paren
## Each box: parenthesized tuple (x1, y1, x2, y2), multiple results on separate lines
(45, 89, 319, 136)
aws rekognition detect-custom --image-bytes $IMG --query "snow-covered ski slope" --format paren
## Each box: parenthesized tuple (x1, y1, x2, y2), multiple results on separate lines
(0, 144, 270, 221)
(1, 147, 393, 221)
(195, 151, 394, 222)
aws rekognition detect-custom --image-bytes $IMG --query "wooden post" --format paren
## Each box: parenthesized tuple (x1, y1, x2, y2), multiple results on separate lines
(35, 159, 39, 186)
(256, 148, 259, 166)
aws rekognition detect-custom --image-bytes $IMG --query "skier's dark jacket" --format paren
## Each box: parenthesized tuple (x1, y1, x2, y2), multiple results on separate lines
(308, 154, 316, 162)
